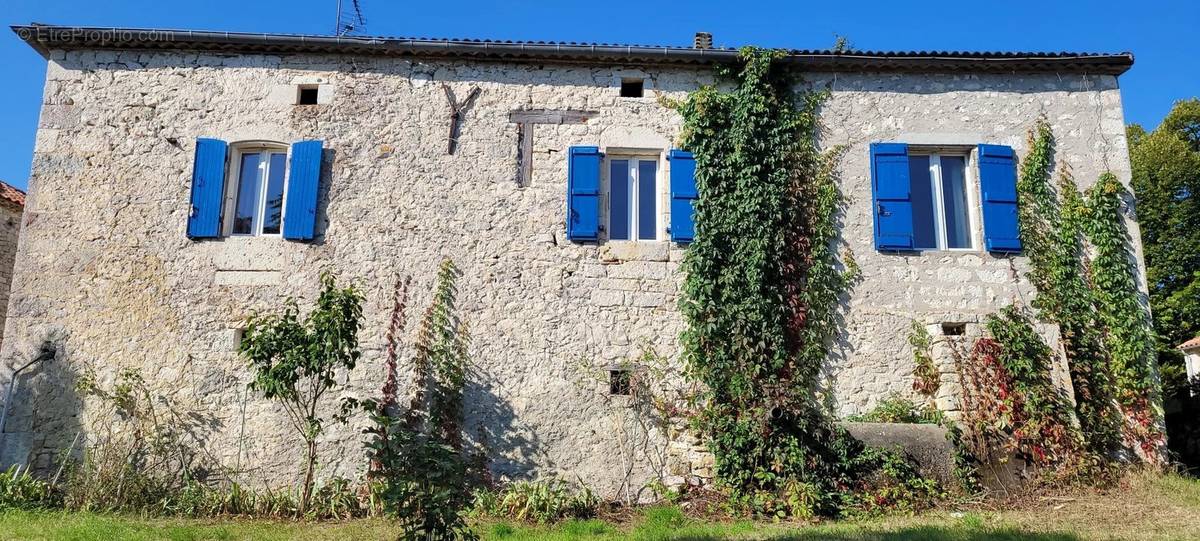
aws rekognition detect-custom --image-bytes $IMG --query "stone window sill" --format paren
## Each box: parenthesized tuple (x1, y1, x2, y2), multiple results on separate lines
(599, 241, 670, 263)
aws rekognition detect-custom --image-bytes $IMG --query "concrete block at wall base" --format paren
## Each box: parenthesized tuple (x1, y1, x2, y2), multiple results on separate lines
(0, 431, 33, 469)
(842, 422, 954, 486)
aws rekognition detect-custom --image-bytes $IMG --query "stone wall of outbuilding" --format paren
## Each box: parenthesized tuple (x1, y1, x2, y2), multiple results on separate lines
(0, 48, 1140, 497)
(0, 195, 24, 349)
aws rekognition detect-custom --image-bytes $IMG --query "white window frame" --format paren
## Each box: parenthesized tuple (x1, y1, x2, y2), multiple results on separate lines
(603, 153, 662, 242)
(223, 142, 290, 237)
(913, 152, 979, 252)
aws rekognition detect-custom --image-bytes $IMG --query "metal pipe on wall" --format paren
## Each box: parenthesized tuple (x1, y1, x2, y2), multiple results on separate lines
(0, 342, 58, 454)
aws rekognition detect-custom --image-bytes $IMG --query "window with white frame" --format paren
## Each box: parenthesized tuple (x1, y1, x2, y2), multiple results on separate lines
(224, 144, 289, 236)
(908, 153, 974, 250)
(606, 155, 660, 241)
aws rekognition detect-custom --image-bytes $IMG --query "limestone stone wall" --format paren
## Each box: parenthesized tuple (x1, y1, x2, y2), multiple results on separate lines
(0, 48, 1140, 496)
(0, 197, 24, 348)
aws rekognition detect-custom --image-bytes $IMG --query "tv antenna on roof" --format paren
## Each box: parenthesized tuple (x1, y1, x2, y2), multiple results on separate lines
(335, 0, 366, 36)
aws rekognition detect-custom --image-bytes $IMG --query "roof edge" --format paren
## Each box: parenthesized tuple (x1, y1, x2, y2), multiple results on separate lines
(0, 180, 27, 208)
(10, 25, 1135, 76)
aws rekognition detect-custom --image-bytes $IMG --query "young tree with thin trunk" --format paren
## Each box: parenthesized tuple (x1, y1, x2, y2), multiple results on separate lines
(240, 272, 364, 513)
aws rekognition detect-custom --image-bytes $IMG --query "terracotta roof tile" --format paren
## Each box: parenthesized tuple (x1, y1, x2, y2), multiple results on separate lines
(1180, 336, 1200, 351)
(0, 181, 25, 208)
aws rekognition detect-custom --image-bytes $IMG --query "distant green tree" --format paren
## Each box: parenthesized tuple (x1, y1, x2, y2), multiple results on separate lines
(240, 272, 364, 512)
(1159, 99, 1200, 151)
(1129, 99, 1200, 395)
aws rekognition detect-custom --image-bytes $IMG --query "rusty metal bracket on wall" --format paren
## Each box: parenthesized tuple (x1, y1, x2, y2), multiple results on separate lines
(442, 84, 482, 155)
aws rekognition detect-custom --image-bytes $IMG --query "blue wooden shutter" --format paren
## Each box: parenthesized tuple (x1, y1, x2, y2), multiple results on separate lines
(567, 146, 601, 241)
(282, 140, 324, 241)
(186, 138, 228, 239)
(668, 149, 697, 243)
(978, 144, 1021, 252)
(871, 143, 915, 250)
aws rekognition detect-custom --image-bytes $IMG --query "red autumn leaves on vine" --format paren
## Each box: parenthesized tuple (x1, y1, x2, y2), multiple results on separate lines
(957, 333, 1080, 471)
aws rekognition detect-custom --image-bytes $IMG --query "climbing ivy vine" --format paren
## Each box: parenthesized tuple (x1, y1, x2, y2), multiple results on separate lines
(1015, 117, 1164, 462)
(1083, 173, 1164, 456)
(674, 48, 937, 517)
(1015, 118, 1123, 457)
(671, 49, 1162, 515)
(982, 307, 1084, 467)
(349, 259, 477, 540)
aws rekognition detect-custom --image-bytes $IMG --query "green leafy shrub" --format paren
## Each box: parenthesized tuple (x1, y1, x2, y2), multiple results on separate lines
(847, 395, 942, 425)
(472, 479, 598, 524)
(0, 465, 55, 510)
(308, 477, 368, 520)
(157, 477, 373, 519)
(371, 424, 475, 539)
(165, 480, 254, 517)
(839, 447, 944, 518)
(59, 276, 376, 519)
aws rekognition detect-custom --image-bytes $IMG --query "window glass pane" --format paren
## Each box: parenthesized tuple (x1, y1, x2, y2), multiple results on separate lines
(908, 155, 937, 249)
(232, 153, 262, 235)
(940, 156, 971, 249)
(262, 153, 287, 235)
(609, 160, 630, 240)
(637, 160, 657, 240)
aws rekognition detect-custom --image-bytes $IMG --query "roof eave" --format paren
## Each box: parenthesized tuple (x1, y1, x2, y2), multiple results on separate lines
(10, 25, 1135, 76)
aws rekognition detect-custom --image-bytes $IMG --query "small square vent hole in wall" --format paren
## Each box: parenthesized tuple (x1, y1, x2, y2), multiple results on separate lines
(297, 86, 319, 105)
(620, 78, 644, 98)
(609, 368, 632, 395)
(942, 322, 967, 336)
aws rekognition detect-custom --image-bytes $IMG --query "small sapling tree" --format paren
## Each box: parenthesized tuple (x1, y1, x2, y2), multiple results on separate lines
(240, 271, 364, 512)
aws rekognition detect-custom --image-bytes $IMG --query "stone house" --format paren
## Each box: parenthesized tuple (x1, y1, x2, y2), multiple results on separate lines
(0, 24, 1144, 496)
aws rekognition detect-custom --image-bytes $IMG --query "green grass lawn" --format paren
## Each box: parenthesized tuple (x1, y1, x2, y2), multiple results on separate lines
(0, 509, 1076, 541)
(2, 473, 1197, 540)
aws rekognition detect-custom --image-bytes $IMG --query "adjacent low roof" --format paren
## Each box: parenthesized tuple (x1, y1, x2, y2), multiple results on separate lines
(0, 181, 26, 208)
(1180, 336, 1200, 351)
(11, 24, 1134, 75)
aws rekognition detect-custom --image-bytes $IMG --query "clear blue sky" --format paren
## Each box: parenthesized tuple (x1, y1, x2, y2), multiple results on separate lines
(2, 0, 1197, 190)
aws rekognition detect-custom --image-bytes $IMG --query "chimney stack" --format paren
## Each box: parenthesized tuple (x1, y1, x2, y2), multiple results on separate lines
(693, 32, 713, 49)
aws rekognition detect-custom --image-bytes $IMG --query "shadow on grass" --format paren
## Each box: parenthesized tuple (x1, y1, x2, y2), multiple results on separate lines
(663, 527, 1080, 541)
(616, 507, 1083, 541)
